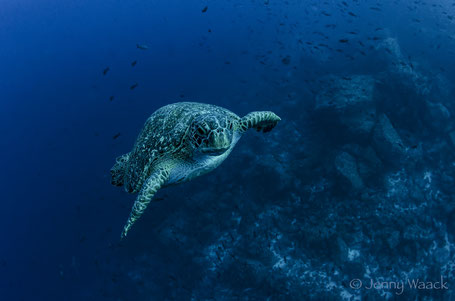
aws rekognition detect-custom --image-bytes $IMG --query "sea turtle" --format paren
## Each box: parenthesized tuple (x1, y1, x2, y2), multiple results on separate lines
(111, 102, 281, 238)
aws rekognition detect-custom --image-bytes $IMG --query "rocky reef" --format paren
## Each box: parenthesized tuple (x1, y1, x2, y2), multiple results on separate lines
(109, 38, 455, 301)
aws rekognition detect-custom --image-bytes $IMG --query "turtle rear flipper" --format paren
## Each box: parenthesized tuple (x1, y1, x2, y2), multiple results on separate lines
(110, 153, 130, 186)
(240, 111, 281, 133)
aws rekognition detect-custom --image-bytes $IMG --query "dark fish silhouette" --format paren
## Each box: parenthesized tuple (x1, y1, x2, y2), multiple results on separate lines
(103, 67, 110, 75)
(130, 83, 138, 90)
(281, 55, 291, 65)
(136, 44, 148, 50)
(109, 96, 114, 102)
(131, 60, 137, 67)
(113, 133, 121, 139)
(201, 6, 208, 13)
(339, 39, 349, 43)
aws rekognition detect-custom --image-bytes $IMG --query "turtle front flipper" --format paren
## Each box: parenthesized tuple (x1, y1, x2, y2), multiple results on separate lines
(240, 111, 281, 133)
(121, 166, 171, 238)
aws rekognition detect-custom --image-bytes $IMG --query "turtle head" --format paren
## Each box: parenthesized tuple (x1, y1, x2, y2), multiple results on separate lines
(189, 114, 234, 156)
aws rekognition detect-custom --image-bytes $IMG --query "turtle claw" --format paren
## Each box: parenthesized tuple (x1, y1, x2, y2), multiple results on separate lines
(120, 225, 130, 239)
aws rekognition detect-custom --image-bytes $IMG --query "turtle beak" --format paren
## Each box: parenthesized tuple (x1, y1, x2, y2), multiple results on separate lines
(201, 146, 229, 156)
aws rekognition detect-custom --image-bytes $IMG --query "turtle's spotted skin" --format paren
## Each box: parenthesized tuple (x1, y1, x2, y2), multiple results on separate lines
(111, 102, 280, 238)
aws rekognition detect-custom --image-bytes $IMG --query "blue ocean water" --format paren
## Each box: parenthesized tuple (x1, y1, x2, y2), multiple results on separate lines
(1, 0, 455, 300)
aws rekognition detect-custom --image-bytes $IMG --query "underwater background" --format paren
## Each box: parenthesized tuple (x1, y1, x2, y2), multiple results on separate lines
(1, 0, 455, 300)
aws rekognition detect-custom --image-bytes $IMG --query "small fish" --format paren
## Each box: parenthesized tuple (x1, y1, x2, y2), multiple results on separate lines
(348, 12, 357, 17)
(131, 60, 137, 67)
(113, 133, 121, 139)
(339, 39, 349, 43)
(109, 96, 114, 101)
(103, 67, 110, 75)
(130, 83, 138, 90)
(281, 55, 291, 65)
(201, 6, 208, 13)
(136, 44, 148, 50)
(168, 274, 177, 281)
